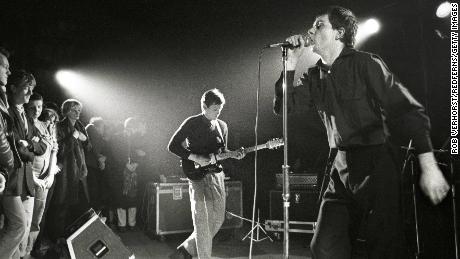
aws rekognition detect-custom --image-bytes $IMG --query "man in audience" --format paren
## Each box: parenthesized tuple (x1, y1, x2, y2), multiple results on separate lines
(1, 69, 46, 258)
(0, 47, 14, 194)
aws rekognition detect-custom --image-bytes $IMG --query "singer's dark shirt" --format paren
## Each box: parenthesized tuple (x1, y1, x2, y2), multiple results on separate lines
(274, 47, 432, 154)
(168, 114, 227, 159)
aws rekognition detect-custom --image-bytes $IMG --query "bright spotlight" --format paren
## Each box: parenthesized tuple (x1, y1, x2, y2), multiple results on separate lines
(55, 70, 87, 90)
(436, 1, 451, 18)
(364, 19, 381, 34)
(355, 18, 381, 46)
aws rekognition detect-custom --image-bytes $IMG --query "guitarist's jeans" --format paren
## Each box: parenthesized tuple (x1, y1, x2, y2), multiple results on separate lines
(180, 171, 226, 259)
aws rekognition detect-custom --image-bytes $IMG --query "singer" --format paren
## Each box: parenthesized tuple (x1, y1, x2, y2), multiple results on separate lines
(273, 6, 450, 259)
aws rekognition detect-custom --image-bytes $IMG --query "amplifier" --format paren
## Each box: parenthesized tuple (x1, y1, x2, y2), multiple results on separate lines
(144, 181, 243, 237)
(269, 189, 319, 222)
(275, 173, 318, 189)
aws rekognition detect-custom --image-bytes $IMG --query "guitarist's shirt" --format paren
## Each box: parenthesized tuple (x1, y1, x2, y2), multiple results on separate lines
(168, 114, 228, 160)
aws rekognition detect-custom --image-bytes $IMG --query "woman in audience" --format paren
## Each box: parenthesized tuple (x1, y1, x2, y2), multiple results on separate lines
(108, 117, 143, 232)
(46, 99, 90, 251)
(85, 117, 109, 218)
(24, 93, 59, 257)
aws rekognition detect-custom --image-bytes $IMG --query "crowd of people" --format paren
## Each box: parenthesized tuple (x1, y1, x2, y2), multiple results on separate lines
(0, 47, 150, 258)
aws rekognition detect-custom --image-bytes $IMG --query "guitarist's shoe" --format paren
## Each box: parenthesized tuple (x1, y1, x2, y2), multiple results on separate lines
(168, 246, 192, 259)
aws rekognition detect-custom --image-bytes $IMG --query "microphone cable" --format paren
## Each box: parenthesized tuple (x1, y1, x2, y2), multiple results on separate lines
(248, 47, 265, 259)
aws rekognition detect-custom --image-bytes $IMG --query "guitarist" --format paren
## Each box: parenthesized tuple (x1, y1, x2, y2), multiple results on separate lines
(168, 88, 245, 259)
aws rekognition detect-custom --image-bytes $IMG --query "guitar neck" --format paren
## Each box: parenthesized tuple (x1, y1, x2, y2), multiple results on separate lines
(217, 143, 269, 161)
(243, 143, 270, 153)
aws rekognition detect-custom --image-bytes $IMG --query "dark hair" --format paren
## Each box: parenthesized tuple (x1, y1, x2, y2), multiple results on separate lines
(61, 98, 82, 115)
(0, 47, 10, 59)
(39, 108, 59, 123)
(201, 88, 225, 108)
(44, 101, 60, 114)
(318, 6, 358, 47)
(7, 69, 36, 93)
(28, 92, 43, 103)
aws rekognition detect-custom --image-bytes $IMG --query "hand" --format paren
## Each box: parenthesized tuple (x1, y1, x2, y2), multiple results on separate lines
(0, 174, 5, 193)
(98, 155, 107, 163)
(126, 162, 138, 172)
(418, 152, 450, 205)
(189, 154, 211, 167)
(98, 161, 106, 170)
(284, 34, 308, 70)
(34, 178, 47, 191)
(49, 165, 61, 175)
(233, 147, 246, 160)
(97, 155, 106, 170)
(18, 140, 29, 147)
(45, 174, 55, 189)
(50, 165, 61, 175)
(72, 130, 80, 139)
(78, 133, 87, 141)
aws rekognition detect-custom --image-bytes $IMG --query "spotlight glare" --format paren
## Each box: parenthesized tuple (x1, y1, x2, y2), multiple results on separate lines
(55, 70, 85, 90)
(436, 1, 451, 18)
(355, 18, 381, 46)
(365, 19, 381, 34)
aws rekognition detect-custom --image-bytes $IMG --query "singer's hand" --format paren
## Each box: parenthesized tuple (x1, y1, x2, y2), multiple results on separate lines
(0, 174, 5, 193)
(285, 35, 307, 70)
(418, 152, 450, 205)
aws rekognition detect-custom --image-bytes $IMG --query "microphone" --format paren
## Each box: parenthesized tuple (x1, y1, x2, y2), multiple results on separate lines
(265, 42, 296, 48)
(265, 35, 312, 49)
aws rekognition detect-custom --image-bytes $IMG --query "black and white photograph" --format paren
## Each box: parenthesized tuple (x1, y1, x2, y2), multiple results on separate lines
(0, 0, 458, 258)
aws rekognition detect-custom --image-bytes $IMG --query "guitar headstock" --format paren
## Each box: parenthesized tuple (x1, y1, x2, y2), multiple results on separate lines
(267, 138, 284, 149)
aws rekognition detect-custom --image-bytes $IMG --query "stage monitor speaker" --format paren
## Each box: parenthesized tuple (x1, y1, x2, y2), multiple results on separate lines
(66, 210, 134, 259)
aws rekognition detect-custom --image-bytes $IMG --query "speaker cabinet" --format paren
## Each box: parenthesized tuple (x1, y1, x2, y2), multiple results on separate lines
(66, 213, 133, 259)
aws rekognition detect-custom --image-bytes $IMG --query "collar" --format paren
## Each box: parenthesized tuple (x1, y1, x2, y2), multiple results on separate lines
(200, 113, 212, 124)
(316, 47, 356, 70)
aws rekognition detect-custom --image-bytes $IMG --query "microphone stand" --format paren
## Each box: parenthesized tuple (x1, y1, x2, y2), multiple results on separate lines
(281, 46, 290, 259)
(401, 140, 421, 259)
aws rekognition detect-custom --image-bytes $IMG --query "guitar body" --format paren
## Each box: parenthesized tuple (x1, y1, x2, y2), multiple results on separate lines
(181, 158, 222, 181)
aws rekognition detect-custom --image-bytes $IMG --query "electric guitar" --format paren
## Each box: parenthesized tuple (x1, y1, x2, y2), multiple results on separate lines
(181, 138, 284, 180)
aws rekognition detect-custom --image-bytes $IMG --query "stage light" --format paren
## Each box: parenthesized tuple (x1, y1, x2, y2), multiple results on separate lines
(364, 19, 381, 34)
(436, 1, 451, 18)
(355, 18, 381, 46)
(55, 70, 86, 90)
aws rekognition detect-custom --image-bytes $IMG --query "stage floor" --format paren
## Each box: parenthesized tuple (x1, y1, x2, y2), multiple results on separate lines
(118, 224, 312, 258)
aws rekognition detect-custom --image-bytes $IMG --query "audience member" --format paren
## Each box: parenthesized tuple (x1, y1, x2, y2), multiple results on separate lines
(1, 70, 46, 258)
(85, 117, 109, 217)
(46, 99, 90, 252)
(24, 93, 60, 257)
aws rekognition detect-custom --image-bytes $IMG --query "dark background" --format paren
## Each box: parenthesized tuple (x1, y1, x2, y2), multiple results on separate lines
(1, 0, 456, 257)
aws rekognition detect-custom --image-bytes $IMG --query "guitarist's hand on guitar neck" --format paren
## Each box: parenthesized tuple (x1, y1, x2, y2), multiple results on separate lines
(187, 153, 212, 167)
(219, 147, 245, 160)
